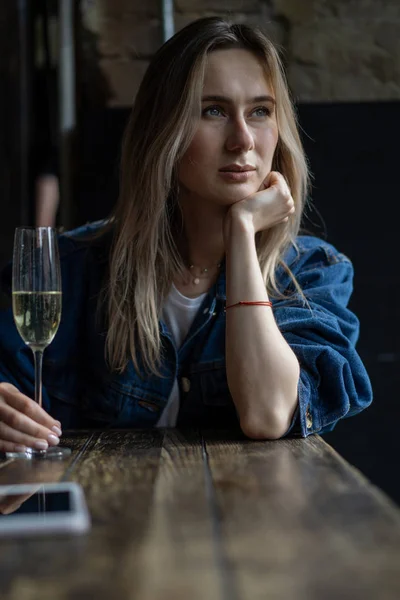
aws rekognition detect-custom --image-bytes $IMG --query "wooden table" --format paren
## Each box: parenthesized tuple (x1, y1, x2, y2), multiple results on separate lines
(0, 429, 399, 600)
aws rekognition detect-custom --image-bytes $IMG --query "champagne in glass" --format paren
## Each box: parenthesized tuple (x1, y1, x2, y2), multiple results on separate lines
(7, 227, 71, 459)
(12, 291, 62, 352)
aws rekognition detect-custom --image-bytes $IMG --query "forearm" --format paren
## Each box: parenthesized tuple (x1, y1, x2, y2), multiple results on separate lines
(225, 216, 300, 439)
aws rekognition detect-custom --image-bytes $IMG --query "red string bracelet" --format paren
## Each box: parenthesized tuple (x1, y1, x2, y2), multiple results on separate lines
(225, 300, 273, 312)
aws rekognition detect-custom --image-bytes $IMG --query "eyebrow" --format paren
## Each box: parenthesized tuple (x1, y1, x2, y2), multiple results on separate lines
(201, 94, 276, 105)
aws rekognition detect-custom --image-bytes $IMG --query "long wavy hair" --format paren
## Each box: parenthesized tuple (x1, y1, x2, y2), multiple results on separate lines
(104, 17, 310, 374)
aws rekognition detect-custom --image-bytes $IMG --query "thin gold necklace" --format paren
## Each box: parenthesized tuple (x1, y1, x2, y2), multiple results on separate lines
(188, 262, 222, 285)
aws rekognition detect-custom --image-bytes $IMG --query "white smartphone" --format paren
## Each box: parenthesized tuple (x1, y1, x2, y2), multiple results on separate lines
(0, 482, 91, 537)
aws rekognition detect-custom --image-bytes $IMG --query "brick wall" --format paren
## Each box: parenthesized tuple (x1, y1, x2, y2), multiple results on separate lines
(78, 0, 400, 107)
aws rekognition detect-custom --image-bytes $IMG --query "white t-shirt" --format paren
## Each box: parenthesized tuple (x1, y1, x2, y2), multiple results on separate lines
(156, 283, 208, 427)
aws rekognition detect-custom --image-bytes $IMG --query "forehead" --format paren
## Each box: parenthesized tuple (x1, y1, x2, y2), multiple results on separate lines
(202, 48, 272, 97)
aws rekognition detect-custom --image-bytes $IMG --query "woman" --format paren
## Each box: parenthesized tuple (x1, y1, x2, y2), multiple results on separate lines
(0, 17, 372, 453)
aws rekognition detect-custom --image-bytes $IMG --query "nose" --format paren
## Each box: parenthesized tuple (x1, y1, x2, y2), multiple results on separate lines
(225, 117, 255, 153)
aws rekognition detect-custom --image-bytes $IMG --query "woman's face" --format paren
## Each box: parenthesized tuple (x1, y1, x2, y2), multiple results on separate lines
(178, 48, 279, 207)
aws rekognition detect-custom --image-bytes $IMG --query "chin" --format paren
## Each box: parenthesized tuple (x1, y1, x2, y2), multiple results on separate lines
(215, 184, 260, 205)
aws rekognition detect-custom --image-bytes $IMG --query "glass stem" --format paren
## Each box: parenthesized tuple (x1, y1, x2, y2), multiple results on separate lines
(33, 349, 44, 408)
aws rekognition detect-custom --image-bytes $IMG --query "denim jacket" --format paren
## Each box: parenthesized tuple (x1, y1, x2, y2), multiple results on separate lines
(0, 222, 373, 437)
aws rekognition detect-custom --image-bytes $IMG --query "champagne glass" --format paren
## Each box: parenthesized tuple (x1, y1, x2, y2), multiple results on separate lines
(7, 227, 71, 459)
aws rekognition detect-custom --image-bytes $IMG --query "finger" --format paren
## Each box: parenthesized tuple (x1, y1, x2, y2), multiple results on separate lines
(273, 172, 291, 196)
(0, 406, 60, 447)
(263, 172, 292, 201)
(0, 491, 36, 515)
(0, 420, 56, 451)
(0, 386, 61, 431)
(284, 196, 294, 210)
(0, 382, 20, 396)
(0, 439, 27, 454)
(265, 171, 286, 189)
(262, 172, 273, 188)
(282, 204, 295, 220)
(0, 502, 23, 515)
(282, 195, 295, 217)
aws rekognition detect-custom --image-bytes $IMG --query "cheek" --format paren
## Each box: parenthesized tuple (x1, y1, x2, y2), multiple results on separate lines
(182, 125, 219, 169)
(178, 131, 217, 188)
(182, 130, 216, 167)
(260, 127, 279, 159)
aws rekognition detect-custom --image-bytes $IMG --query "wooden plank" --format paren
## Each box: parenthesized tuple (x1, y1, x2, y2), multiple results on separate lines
(0, 429, 165, 600)
(0, 430, 224, 600)
(0, 431, 94, 598)
(0, 430, 93, 486)
(0, 429, 223, 600)
(203, 431, 400, 600)
(133, 429, 224, 600)
(3, 429, 398, 600)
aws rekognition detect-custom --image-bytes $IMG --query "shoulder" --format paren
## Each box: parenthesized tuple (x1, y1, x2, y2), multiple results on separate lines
(58, 219, 113, 265)
(283, 235, 352, 274)
(56, 220, 113, 295)
(276, 235, 355, 298)
(0, 220, 112, 299)
(58, 220, 113, 307)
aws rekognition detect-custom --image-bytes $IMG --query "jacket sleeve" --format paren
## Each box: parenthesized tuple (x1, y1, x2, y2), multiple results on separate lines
(274, 240, 373, 438)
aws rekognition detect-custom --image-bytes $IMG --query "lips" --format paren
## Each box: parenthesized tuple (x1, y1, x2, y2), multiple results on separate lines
(218, 170, 255, 182)
(219, 164, 256, 173)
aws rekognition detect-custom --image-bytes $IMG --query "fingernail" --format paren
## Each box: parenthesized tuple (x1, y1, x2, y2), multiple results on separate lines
(51, 426, 62, 437)
(47, 434, 60, 446)
(34, 440, 49, 450)
(55, 421, 62, 428)
(15, 445, 26, 452)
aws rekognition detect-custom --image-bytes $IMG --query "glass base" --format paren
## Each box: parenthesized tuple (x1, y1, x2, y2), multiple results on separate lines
(5, 446, 72, 460)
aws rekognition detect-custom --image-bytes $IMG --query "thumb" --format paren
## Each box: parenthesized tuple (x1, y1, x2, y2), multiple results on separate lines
(262, 170, 280, 189)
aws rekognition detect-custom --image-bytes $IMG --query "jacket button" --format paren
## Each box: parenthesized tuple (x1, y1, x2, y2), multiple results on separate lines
(306, 408, 313, 429)
(181, 377, 191, 393)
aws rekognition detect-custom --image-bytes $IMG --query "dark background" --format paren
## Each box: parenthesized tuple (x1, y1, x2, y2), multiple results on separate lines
(1, 3, 399, 505)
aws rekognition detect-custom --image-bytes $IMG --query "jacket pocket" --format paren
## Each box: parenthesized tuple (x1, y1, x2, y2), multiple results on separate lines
(96, 380, 166, 428)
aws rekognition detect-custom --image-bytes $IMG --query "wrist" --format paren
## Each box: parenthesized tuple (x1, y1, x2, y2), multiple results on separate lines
(225, 206, 255, 241)
(224, 211, 257, 262)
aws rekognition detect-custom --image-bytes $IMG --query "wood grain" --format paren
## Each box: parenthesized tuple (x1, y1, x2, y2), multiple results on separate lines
(0, 430, 221, 600)
(0, 430, 164, 600)
(0, 431, 90, 487)
(132, 429, 223, 600)
(203, 431, 400, 600)
(0, 429, 399, 600)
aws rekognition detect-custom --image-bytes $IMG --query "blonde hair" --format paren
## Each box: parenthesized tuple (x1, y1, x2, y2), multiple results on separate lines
(104, 17, 310, 374)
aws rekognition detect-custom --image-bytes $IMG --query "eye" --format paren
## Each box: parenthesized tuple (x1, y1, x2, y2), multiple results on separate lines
(251, 106, 271, 118)
(202, 105, 225, 118)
